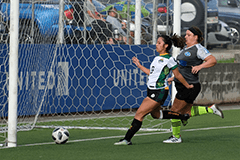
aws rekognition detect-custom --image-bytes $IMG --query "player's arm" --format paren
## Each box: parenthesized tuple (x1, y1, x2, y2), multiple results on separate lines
(203, 55, 217, 68)
(192, 49, 217, 74)
(172, 67, 193, 89)
(132, 57, 150, 75)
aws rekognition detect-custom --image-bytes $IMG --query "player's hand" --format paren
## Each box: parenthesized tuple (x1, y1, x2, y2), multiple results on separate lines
(191, 65, 202, 74)
(132, 57, 140, 67)
(167, 77, 174, 85)
(186, 84, 194, 89)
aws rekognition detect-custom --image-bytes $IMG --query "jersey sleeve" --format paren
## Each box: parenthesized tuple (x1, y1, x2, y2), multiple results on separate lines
(167, 57, 178, 70)
(197, 46, 211, 60)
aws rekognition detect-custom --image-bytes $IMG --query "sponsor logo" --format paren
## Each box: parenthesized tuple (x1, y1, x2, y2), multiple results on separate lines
(158, 59, 164, 63)
(184, 52, 191, 57)
(151, 94, 155, 98)
(204, 48, 210, 54)
(15, 62, 69, 96)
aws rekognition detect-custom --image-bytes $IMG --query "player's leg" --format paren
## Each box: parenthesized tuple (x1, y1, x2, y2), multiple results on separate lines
(114, 97, 160, 145)
(150, 88, 190, 120)
(150, 105, 162, 119)
(189, 104, 224, 118)
(178, 103, 224, 127)
(163, 81, 200, 143)
(177, 82, 223, 118)
(163, 98, 187, 143)
(150, 106, 190, 120)
(114, 88, 190, 145)
(174, 82, 201, 126)
(163, 82, 193, 143)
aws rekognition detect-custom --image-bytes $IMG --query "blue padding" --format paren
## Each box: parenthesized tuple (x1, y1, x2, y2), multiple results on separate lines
(0, 44, 173, 116)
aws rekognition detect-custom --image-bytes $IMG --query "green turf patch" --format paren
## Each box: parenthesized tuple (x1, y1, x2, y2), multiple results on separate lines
(0, 109, 239, 160)
(217, 58, 235, 63)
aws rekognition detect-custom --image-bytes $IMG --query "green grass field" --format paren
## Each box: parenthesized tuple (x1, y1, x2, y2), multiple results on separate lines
(217, 58, 235, 63)
(0, 109, 240, 160)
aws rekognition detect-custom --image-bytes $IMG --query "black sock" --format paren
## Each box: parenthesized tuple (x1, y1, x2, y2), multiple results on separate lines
(161, 110, 189, 120)
(124, 118, 142, 141)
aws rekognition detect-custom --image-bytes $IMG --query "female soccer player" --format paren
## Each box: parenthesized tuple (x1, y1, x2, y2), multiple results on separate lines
(114, 34, 193, 145)
(163, 26, 224, 143)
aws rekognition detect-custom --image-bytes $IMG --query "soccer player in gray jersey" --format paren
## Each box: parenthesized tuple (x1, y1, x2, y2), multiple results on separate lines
(163, 26, 224, 144)
(114, 34, 194, 145)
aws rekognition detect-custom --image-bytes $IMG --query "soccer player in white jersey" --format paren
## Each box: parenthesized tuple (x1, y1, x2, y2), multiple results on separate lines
(163, 26, 224, 144)
(114, 34, 194, 145)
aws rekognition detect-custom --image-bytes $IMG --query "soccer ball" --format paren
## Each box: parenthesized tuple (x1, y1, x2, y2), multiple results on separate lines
(52, 127, 69, 144)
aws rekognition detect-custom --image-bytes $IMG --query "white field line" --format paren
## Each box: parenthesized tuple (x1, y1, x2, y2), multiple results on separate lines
(1, 125, 240, 149)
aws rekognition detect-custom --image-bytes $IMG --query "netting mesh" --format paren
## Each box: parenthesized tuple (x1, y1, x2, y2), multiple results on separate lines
(0, 0, 173, 143)
(0, 44, 8, 143)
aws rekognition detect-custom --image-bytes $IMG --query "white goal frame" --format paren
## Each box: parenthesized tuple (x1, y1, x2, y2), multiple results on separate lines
(5, 0, 182, 148)
(8, 0, 19, 148)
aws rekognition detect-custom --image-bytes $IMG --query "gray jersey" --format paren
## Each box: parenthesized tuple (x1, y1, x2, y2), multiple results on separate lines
(175, 43, 211, 83)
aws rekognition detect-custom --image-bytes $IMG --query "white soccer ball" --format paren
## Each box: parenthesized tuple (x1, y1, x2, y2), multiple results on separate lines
(52, 127, 69, 144)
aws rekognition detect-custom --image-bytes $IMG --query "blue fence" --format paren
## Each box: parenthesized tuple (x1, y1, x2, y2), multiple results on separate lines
(0, 44, 171, 117)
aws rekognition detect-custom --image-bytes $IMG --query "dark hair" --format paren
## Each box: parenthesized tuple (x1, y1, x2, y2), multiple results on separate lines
(188, 26, 204, 43)
(158, 34, 185, 53)
(108, 7, 117, 15)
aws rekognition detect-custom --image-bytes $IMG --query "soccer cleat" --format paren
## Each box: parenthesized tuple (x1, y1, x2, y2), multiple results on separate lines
(210, 104, 224, 118)
(163, 135, 182, 143)
(114, 139, 132, 145)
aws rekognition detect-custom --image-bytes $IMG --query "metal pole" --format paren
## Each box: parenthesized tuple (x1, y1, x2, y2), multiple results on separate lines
(134, 0, 141, 44)
(204, 0, 207, 48)
(8, 0, 19, 148)
(58, 0, 64, 44)
(152, 0, 158, 44)
(83, 1, 87, 44)
(125, 0, 130, 44)
(31, 1, 35, 44)
(172, 0, 181, 58)
(172, 0, 181, 104)
(166, 0, 169, 35)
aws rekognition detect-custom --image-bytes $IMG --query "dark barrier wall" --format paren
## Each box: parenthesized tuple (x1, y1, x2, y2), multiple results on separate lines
(196, 63, 240, 105)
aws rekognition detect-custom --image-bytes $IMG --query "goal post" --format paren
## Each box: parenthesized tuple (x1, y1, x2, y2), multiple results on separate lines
(0, 0, 182, 147)
(171, 0, 181, 102)
(8, 0, 19, 148)
(134, 0, 141, 44)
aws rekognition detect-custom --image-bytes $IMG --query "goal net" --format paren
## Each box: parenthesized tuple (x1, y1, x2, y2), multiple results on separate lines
(0, 0, 174, 146)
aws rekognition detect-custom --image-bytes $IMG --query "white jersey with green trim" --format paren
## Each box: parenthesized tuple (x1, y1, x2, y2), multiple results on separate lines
(147, 54, 178, 90)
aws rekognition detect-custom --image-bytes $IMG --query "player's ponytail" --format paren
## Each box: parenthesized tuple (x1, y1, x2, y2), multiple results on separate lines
(170, 33, 185, 49)
(159, 34, 185, 53)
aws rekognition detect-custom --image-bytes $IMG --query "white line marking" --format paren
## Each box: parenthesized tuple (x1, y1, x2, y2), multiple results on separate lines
(2, 125, 240, 149)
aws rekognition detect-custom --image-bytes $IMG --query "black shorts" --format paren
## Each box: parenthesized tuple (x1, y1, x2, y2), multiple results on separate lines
(147, 88, 169, 103)
(175, 81, 201, 104)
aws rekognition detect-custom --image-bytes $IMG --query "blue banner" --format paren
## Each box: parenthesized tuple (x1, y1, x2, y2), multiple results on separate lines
(0, 44, 171, 117)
